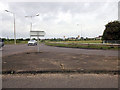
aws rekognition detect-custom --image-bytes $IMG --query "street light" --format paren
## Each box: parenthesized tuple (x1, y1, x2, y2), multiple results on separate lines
(25, 14, 39, 39)
(77, 24, 82, 39)
(5, 10, 16, 45)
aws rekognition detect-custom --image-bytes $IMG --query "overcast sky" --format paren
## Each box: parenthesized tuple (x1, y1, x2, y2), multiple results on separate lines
(0, 0, 119, 39)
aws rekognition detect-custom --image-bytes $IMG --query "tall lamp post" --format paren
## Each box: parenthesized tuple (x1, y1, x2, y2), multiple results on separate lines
(77, 24, 82, 39)
(5, 10, 16, 45)
(25, 14, 39, 40)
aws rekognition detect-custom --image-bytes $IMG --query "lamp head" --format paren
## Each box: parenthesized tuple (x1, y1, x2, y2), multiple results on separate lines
(5, 10, 9, 12)
(36, 13, 39, 16)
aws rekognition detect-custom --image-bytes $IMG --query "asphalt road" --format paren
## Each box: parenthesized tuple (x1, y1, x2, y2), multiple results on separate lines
(2, 44, 37, 57)
(2, 44, 119, 88)
(2, 44, 118, 57)
(2, 51, 118, 72)
(2, 74, 118, 88)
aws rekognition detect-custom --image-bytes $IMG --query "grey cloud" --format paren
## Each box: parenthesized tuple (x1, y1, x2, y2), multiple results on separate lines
(6, 2, 113, 24)
(1, 1, 118, 38)
(8, 2, 108, 16)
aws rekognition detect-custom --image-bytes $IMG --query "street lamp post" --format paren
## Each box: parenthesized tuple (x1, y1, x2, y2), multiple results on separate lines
(5, 10, 16, 45)
(25, 14, 39, 40)
(77, 24, 82, 39)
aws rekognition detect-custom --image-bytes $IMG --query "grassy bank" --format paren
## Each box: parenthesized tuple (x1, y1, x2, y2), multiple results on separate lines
(45, 42, 119, 50)
(55, 40, 103, 44)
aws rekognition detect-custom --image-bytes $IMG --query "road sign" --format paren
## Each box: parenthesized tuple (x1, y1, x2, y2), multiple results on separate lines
(30, 31, 45, 52)
(30, 31, 45, 37)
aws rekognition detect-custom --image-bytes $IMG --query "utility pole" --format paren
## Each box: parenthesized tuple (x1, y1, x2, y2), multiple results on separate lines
(13, 13, 16, 44)
(5, 10, 16, 45)
(25, 14, 39, 40)
(118, 1, 120, 21)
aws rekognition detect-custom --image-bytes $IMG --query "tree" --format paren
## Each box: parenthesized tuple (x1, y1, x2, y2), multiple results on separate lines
(25, 38, 30, 41)
(102, 21, 120, 40)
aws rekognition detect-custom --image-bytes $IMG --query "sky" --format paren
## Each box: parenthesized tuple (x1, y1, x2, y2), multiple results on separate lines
(0, 0, 119, 39)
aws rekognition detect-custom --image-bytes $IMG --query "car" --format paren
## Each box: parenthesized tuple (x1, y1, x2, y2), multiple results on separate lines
(28, 40, 37, 46)
(0, 38, 4, 48)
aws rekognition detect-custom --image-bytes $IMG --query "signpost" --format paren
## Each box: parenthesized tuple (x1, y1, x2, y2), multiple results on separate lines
(30, 31, 45, 52)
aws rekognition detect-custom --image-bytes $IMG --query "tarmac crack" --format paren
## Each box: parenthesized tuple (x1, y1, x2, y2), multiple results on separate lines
(2, 70, 120, 75)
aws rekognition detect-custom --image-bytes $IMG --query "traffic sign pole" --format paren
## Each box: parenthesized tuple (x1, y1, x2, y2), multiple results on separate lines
(37, 35, 40, 53)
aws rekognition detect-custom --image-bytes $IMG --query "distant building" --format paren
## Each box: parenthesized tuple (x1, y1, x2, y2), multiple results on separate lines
(63, 36, 66, 40)
(76, 35, 80, 39)
(95, 36, 102, 40)
(68, 37, 76, 40)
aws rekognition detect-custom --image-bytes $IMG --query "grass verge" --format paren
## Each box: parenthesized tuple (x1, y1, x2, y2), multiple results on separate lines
(57, 40, 103, 44)
(4, 41, 28, 44)
(45, 42, 119, 50)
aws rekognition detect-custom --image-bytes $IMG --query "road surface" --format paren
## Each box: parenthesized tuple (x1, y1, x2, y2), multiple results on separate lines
(2, 44, 119, 88)
(2, 44, 118, 57)
(2, 74, 118, 88)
